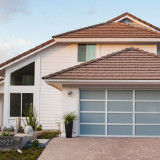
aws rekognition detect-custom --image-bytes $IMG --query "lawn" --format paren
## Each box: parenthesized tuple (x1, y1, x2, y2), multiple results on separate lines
(0, 147, 43, 160)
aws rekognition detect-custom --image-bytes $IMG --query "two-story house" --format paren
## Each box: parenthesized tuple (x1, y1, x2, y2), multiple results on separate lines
(1, 12, 160, 137)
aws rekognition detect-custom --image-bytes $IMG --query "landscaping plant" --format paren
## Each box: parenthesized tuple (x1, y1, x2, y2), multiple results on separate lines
(23, 105, 38, 130)
(32, 139, 39, 147)
(63, 112, 77, 125)
(63, 112, 77, 138)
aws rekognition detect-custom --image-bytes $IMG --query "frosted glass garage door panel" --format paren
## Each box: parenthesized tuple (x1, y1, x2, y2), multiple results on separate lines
(135, 125, 160, 136)
(107, 125, 132, 135)
(80, 113, 105, 123)
(108, 113, 132, 123)
(135, 102, 160, 112)
(135, 113, 160, 124)
(80, 90, 105, 100)
(80, 101, 105, 111)
(135, 90, 160, 100)
(108, 90, 132, 100)
(108, 101, 133, 112)
(80, 125, 105, 135)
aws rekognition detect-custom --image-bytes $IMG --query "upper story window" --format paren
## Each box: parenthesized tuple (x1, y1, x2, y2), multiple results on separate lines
(78, 44, 96, 62)
(10, 62, 35, 86)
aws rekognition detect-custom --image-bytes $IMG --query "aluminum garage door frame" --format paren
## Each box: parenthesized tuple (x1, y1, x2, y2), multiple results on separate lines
(79, 89, 160, 137)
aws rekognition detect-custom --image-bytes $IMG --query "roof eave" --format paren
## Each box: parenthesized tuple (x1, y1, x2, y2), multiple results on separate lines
(54, 38, 160, 43)
(44, 79, 160, 84)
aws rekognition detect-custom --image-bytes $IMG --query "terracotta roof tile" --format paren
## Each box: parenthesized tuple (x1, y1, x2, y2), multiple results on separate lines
(42, 48, 160, 80)
(52, 22, 160, 38)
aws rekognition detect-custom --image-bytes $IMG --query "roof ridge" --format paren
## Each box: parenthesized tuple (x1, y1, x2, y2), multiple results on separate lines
(108, 12, 160, 32)
(43, 47, 157, 79)
(115, 22, 160, 36)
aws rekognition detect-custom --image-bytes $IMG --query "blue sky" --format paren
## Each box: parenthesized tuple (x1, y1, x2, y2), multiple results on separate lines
(0, 0, 160, 63)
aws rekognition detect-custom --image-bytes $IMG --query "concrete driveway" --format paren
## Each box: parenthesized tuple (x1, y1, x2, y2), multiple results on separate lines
(38, 137, 160, 160)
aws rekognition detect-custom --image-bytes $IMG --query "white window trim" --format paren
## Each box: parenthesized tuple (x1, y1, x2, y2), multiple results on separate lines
(77, 44, 96, 62)
(9, 92, 34, 119)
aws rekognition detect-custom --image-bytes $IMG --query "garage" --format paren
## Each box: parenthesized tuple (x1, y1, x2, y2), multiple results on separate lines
(80, 90, 160, 137)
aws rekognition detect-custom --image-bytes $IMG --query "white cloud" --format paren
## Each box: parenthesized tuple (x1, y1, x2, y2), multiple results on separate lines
(0, 38, 31, 63)
(0, 0, 29, 23)
(86, 9, 95, 15)
(18, 38, 31, 45)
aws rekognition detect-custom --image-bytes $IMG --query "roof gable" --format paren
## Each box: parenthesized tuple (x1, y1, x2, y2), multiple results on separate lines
(108, 12, 160, 32)
(43, 47, 160, 80)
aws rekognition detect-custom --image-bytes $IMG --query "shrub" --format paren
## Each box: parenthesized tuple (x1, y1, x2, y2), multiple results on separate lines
(32, 139, 39, 147)
(36, 125, 42, 131)
(1, 131, 9, 136)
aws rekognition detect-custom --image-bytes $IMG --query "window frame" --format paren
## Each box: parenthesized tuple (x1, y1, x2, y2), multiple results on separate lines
(10, 62, 35, 86)
(78, 44, 96, 62)
(9, 92, 34, 118)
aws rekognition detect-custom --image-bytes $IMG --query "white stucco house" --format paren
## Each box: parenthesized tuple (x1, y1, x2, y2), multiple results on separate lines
(1, 12, 160, 137)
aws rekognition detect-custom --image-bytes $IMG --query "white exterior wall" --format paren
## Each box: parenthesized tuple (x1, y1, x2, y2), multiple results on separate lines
(2, 42, 158, 129)
(97, 44, 157, 57)
(0, 94, 4, 126)
(61, 86, 79, 137)
(3, 54, 40, 126)
(39, 44, 78, 129)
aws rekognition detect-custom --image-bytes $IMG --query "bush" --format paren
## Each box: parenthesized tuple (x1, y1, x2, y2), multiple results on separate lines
(32, 139, 39, 147)
(1, 131, 9, 136)
(36, 125, 42, 131)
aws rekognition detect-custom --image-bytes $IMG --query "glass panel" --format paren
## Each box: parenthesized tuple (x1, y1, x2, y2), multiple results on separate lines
(11, 62, 35, 86)
(107, 125, 132, 135)
(80, 90, 105, 100)
(22, 93, 33, 117)
(135, 125, 160, 136)
(10, 93, 21, 117)
(80, 113, 105, 123)
(135, 90, 160, 100)
(78, 44, 86, 62)
(108, 101, 133, 112)
(86, 45, 96, 61)
(135, 113, 160, 124)
(108, 113, 132, 123)
(80, 101, 105, 111)
(135, 102, 160, 112)
(80, 124, 105, 135)
(108, 90, 132, 100)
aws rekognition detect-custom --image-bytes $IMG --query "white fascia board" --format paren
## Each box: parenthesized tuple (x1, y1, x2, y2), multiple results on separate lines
(55, 38, 160, 43)
(0, 41, 56, 70)
(114, 15, 158, 32)
(44, 79, 160, 84)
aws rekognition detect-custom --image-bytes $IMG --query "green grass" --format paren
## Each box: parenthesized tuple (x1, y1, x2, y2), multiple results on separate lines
(37, 130, 59, 139)
(0, 147, 43, 160)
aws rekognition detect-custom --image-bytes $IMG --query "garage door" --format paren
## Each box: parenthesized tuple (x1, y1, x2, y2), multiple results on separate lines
(80, 90, 160, 137)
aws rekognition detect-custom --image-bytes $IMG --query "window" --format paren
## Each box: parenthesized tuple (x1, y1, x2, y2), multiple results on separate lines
(11, 62, 35, 86)
(78, 44, 96, 62)
(10, 93, 33, 117)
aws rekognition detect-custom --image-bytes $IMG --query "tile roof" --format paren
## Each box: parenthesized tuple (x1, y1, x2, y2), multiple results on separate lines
(108, 12, 160, 32)
(52, 22, 160, 38)
(42, 48, 160, 80)
(0, 39, 54, 69)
